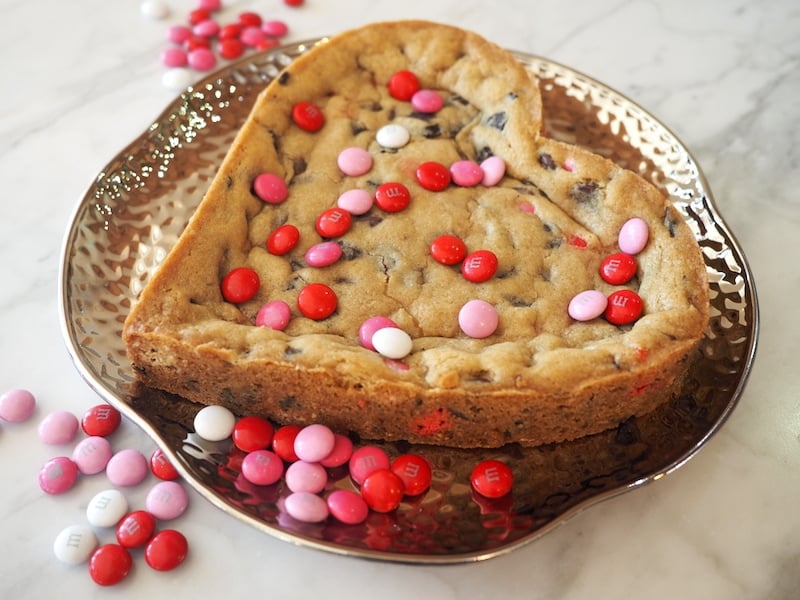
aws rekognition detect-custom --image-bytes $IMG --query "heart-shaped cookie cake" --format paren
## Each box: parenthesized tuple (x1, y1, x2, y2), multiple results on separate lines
(123, 20, 710, 448)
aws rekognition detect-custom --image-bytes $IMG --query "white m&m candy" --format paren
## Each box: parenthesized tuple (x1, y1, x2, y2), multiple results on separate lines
(194, 405, 236, 441)
(86, 489, 129, 528)
(53, 525, 98, 565)
(371, 327, 413, 359)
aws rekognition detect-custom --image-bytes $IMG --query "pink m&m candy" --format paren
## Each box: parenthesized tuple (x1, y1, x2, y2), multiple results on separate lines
(618, 217, 649, 255)
(337, 147, 373, 176)
(411, 89, 443, 113)
(146, 481, 189, 520)
(305, 241, 343, 268)
(241, 449, 284, 486)
(0, 388, 36, 422)
(568, 290, 608, 321)
(327, 489, 369, 525)
(38, 456, 79, 495)
(261, 19, 288, 37)
(337, 189, 373, 215)
(359, 316, 397, 351)
(253, 172, 288, 204)
(449, 160, 483, 187)
(284, 492, 329, 523)
(319, 434, 353, 468)
(294, 424, 335, 463)
(285, 461, 328, 494)
(106, 449, 149, 487)
(72, 436, 113, 475)
(348, 445, 390, 485)
(480, 156, 506, 186)
(161, 46, 188, 68)
(38, 411, 79, 445)
(187, 47, 216, 71)
(458, 299, 499, 339)
(255, 300, 291, 331)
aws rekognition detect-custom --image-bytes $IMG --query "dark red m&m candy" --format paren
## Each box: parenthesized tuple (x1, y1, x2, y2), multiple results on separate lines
(144, 530, 188, 572)
(232, 415, 274, 452)
(315, 207, 352, 238)
(89, 544, 133, 586)
(360, 469, 405, 513)
(267, 223, 300, 255)
(374, 182, 411, 213)
(116, 510, 157, 549)
(391, 453, 432, 496)
(387, 70, 420, 101)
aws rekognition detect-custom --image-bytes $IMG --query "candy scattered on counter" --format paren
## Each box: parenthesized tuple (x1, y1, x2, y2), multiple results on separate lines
(0, 392, 191, 585)
(147, 0, 300, 91)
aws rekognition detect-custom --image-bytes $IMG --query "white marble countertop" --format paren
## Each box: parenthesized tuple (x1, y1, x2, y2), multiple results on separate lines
(1, 0, 797, 597)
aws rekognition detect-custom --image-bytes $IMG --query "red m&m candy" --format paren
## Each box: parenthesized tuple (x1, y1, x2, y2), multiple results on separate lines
(387, 70, 420, 101)
(267, 224, 300, 255)
(600, 252, 637, 285)
(233, 415, 274, 452)
(391, 453, 432, 496)
(470, 459, 513, 499)
(461, 250, 498, 283)
(315, 207, 352, 238)
(89, 544, 133, 586)
(430, 234, 467, 265)
(116, 510, 157, 549)
(292, 101, 324, 132)
(297, 283, 337, 320)
(272, 424, 302, 462)
(374, 182, 411, 213)
(360, 469, 405, 513)
(221, 267, 260, 303)
(145, 530, 188, 572)
(81, 404, 121, 437)
(150, 447, 180, 481)
(604, 289, 644, 325)
(415, 161, 451, 191)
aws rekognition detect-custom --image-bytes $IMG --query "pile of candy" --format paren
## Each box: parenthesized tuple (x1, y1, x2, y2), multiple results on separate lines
(140, 0, 303, 91)
(0, 388, 190, 587)
(191, 404, 515, 524)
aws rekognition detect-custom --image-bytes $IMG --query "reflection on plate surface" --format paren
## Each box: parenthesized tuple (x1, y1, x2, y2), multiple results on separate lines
(58, 40, 758, 564)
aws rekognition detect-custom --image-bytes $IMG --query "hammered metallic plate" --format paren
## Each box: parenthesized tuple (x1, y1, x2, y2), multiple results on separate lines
(58, 40, 758, 563)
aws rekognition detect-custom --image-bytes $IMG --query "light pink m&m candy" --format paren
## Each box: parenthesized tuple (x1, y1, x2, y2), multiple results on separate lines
(72, 436, 113, 475)
(305, 241, 343, 268)
(337, 189, 373, 215)
(146, 481, 189, 520)
(285, 461, 328, 494)
(411, 89, 443, 113)
(480, 156, 506, 186)
(337, 147, 373, 176)
(255, 300, 291, 331)
(568, 290, 608, 321)
(284, 492, 329, 523)
(38, 411, 79, 445)
(618, 217, 649, 255)
(450, 160, 483, 187)
(458, 299, 499, 339)
(38, 456, 79, 495)
(358, 316, 398, 351)
(294, 424, 335, 463)
(106, 449, 149, 487)
(0, 388, 35, 422)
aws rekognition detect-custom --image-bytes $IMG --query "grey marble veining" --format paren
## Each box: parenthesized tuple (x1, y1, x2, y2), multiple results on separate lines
(1, 0, 798, 598)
